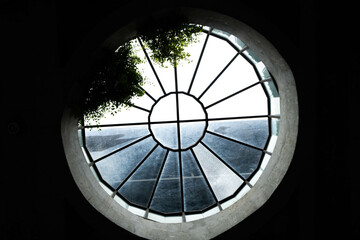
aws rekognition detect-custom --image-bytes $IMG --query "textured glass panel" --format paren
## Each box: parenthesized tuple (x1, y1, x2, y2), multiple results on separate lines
(78, 129, 84, 147)
(118, 146, 167, 208)
(243, 48, 261, 64)
(150, 151, 182, 214)
(271, 118, 280, 136)
(85, 125, 150, 160)
(206, 84, 268, 118)
(180, 122, 206, 149)
(263, 79, 279, 98)
(202, 133, 262, 179)
(190, 35, 238, 98)
(212, 29, 247, 50)
(200, 54, 260, 107)
(182, 151, 216, 212)
(177, 33, 208, 92)
(193, 144, 243, 201)
(255, 61, 271, 80)
(95, 137, 156, 189)
(207, 118, 269, 149)
(271, 97, 280, 115)
(150, 123, 178, 150)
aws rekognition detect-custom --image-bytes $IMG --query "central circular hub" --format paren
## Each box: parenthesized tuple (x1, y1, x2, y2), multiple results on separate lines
(149, 93, 207, 150)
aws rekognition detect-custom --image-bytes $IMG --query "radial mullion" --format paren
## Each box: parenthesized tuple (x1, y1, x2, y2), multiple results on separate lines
(205, 78, 271, 109)
(137, 37, 166, 95)
(198, 52, 240, 100)
(93, 134, 152, 163)
(146, 149, 170, 210)
(114, 144, 159, 192)
(132, 104, 150, 113)
(188, 29, 212, 94)
(189, 148, 220, 205)
(139, 85, 157, 103)
(174, 65, 185, 219)
(206, 130, 271, 155)
(200, 141, 252, 187)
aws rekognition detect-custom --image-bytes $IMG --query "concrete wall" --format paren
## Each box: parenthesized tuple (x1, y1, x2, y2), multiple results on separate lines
(2, 1, 359, 239)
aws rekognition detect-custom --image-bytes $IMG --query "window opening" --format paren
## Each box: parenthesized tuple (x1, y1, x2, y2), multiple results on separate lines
(78, 26, 281, 222)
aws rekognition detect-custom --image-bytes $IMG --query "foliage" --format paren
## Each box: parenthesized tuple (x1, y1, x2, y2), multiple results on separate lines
(77, 17, 203, 125)
(79, 42, 145, 125)
(139, 19, 202, 67)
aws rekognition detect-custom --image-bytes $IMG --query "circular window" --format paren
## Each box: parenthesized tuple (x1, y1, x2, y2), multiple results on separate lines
(62, 8, 298, 239)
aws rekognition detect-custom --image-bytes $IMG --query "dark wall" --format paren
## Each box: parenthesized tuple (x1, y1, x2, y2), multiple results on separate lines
(2, 1, 358, 239)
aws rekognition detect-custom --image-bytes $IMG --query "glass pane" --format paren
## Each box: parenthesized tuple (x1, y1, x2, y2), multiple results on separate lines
(150, 123, 178, 150)
(150, 151, 182, 214)
(118, 145, 167, 208)
(202, 133, 263, 179)
(130, 93, 155, 111)
(271, 97, 280, 115)
(150, 93, 177, 122)
(200, 54, 260, 107)
(177, 33, 208, 92)
(181, 151, 216, 212)
(85, 125, 150, 160)
(271, 118, 280, 136)
(207, 118, 269, 149)
(178, 93, 206, 121)
(243, 48, 261, 64)
(193, 143, 243, 201)
(206, 84, 268, 118)
(142, 45, 175, 93)
(190, 35, 238, 98)
(84, 105, 149, 126)
(95, 136, 156, 189)
(180, 122, 206, 149)
(212, 28, 247, 51)
(255, 61, 271, 80)
(134, 39, 164, 100)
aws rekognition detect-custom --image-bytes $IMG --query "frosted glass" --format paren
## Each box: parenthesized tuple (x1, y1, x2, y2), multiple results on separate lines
(193, 144, 243, 201)
(207, 118, 269, 149)
(212, 28, 247, 50)
(85, 125, 150, 160)
(271, 118, 280, 136)
(95, 137, 156, 189)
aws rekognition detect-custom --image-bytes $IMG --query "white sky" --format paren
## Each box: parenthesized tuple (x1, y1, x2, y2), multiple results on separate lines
(85, 31, 270, 126)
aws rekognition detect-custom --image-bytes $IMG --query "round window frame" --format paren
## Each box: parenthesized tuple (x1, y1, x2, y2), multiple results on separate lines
(61, 7, 298, 240)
